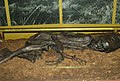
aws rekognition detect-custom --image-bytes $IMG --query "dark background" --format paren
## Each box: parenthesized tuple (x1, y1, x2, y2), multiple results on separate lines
(62, 0, 113, 24)
(116, 0, 120, 24)
(0, 0, 120, 26)
(0, 0, 7, 26)
(8, 0, 59, 25)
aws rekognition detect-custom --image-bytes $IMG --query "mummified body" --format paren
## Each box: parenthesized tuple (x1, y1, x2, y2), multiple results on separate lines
(0, 32, 120, 65)
(88, 33, 120, 53)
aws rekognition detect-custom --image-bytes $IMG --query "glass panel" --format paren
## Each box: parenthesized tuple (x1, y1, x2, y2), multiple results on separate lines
(8, 0, 59, 25)
(63, 0, 113, 24)
(0, 0, 7, 26)
(116, 0, 120, 24)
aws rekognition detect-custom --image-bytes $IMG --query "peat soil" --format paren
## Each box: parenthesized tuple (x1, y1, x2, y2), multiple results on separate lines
(0, 39, 120, 81)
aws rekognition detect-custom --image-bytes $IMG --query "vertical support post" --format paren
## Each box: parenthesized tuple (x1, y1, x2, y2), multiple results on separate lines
(59, 0, 63, 24)
(4, 0, 11, 26)
(112, 0, 117, 32)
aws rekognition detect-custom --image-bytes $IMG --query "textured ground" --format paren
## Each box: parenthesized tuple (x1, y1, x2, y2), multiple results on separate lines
(0, 39, 120, 81)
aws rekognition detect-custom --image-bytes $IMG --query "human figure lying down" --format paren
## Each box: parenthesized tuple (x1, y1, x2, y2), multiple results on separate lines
(0, 32, 120, 65)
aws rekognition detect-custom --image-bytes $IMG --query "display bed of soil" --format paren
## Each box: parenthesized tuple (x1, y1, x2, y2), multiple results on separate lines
(0, 39, 120, 81)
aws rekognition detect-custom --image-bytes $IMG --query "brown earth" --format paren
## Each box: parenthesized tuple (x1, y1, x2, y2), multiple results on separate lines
(0, 39, 120, 81)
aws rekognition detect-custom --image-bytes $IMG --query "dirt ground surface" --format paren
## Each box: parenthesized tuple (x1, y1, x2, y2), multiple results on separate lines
(0, 39, 120, 81)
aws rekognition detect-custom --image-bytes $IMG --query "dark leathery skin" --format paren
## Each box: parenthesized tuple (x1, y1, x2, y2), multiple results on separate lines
(1, 32, 120, 65)
(88, 33, 120, 53)
(26, 32, 93, 50)
(24, 32, 92, 65)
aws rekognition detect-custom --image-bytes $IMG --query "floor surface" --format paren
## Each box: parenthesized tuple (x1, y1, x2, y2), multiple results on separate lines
(0, 39, 120, 81)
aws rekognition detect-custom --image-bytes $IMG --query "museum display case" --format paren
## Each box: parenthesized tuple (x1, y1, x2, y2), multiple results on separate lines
(0, 0, 119, 33)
